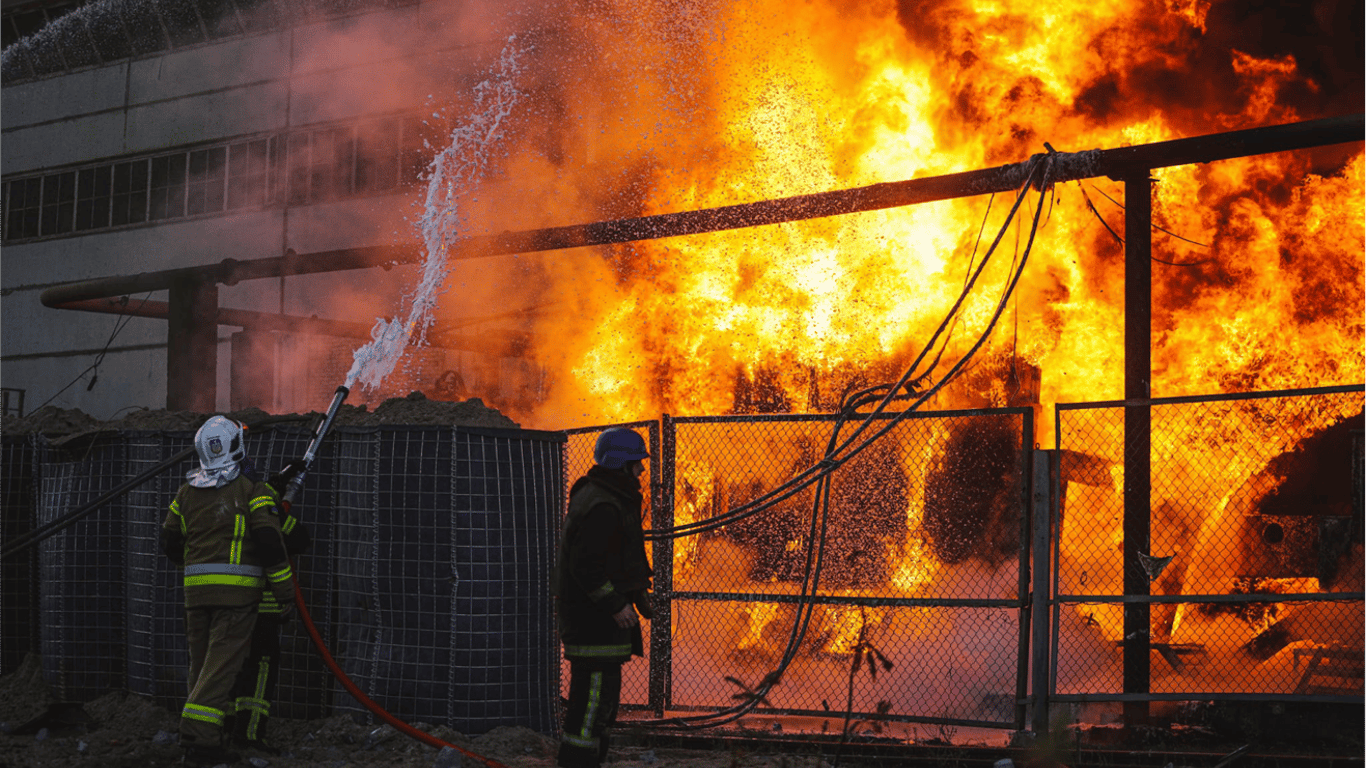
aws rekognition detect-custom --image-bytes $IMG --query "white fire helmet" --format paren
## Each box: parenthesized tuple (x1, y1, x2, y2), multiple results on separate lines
(188, 416, 246, 488)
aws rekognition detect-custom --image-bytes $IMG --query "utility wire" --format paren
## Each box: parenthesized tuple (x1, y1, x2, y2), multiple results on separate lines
(30, 292, 155, 413)
(1088, 183, 1211, 248)
(636, 154, 1058, 730)
(644, 154, 1054, 543)
(1082, 183, 1216, 267)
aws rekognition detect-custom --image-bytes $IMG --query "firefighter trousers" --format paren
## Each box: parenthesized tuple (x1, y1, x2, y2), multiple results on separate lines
(182, 603, 258, 749)
(231, 612, 283, 746)
(557, 659, 622, 768)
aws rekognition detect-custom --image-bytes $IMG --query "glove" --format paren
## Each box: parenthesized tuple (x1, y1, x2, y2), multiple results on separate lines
(276, 598, 297, 625)
(633, 592, 655, 621)
(269, 460, 307, 496)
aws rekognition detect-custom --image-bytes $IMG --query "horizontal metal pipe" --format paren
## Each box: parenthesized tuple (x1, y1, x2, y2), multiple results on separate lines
(41, 114, 1363, 311)
(40, 244, 422, 307)
(54, 296, 528, 351)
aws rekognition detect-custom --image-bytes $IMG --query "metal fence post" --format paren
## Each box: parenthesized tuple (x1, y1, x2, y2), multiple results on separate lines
(1014, 411, 1036, 731)
(1030, 448, 1056, 736)
(648, 415, 675, 717)
(1122, 171, 1154, 727)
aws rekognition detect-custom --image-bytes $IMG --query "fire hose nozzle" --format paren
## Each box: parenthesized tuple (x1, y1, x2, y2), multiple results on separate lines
(283, 384, 351, 506)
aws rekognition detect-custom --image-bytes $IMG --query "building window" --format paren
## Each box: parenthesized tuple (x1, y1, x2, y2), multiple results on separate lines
(356, 119, 399, 193)
(227, 139, 270, 210)
(186, 147, 227, 215)
(5, 177, 42, 240)
(401, 116, 439, 184)
(149, 154, 187, 220)
(76, 165, 113, 231)
(40, 171, 76, 236)
(285, 131, 311, 206)
(2, 113, 432, 243)
(318, 126, 355, 201)
(111, 159, 149, 226)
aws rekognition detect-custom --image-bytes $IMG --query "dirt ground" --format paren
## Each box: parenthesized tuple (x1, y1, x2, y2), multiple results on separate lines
(0, 654, 848, 768)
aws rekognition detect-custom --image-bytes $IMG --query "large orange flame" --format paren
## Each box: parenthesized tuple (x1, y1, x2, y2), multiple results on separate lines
(508, 0, 1362, 431)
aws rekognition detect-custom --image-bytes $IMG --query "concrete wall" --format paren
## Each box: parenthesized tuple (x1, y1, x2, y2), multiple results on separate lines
(1, 0, 502, 420)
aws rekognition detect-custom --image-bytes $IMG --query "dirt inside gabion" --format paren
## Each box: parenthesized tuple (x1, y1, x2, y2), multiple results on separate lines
(1, 391, 521, 440)
(0, 654, 840, 768)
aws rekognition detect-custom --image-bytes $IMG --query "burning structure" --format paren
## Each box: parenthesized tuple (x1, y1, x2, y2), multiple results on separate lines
(2, 0, 1363, 748)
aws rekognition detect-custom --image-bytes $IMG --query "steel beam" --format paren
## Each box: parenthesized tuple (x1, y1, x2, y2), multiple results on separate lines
(1122, 172, 1153, 728)
(1030, 449, 1057, 736)
(166, 278, 217, 411)
(54, 296, 527, 352)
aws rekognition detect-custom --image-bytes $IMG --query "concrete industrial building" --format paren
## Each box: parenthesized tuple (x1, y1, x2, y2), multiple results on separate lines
(3, 0, 531, 420)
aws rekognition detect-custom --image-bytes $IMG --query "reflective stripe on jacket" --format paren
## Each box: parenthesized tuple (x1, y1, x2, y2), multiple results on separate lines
(164, 475, 288, 608)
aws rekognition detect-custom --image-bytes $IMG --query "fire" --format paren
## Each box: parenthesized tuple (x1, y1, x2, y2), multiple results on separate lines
(401, 0, 1361, 701)
(517, 0, 1361, 430)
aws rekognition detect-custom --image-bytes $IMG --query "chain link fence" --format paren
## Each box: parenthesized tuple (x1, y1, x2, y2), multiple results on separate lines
(1052, 385, 1364, 704)
(3, 384, 1360, 736)
(566, 409, 1034, 730)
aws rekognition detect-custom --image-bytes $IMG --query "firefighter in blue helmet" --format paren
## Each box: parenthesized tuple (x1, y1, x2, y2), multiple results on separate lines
(161, 416, 297, 767)
(552, 427, 654, 768)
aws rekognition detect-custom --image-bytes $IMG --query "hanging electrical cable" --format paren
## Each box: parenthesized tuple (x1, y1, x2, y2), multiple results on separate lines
(644, 152, 1055, 544)
(634, 151, 1060, 730)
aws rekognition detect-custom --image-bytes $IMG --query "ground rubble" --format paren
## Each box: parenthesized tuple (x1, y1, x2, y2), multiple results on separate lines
(0, 655, 841, 768)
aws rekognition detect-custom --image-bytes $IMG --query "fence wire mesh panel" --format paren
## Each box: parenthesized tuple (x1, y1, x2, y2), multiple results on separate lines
(451, 427, 563, 733)
(35, 433, 129, 701)
(330, 425, 563, 733)
(125, 430, 195, 710)
(0, 435, 40, 676)
(1053, 386, 1364, 702)
(562, 422, 660, 713)
(665, 409, 1032, 728)
(329, 428, 382, 720)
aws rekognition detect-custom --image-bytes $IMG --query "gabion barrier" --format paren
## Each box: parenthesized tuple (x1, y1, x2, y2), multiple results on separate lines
(6, 424, 564, 734)
(1, 434, 40, 676)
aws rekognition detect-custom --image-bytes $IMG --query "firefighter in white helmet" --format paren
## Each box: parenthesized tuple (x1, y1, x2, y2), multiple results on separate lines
(228, 456, 309, 755)
(161, 416, 297, 767)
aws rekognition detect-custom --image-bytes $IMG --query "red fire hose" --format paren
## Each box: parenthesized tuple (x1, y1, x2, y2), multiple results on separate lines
(280, 385, 513, 767)
(291, 575, 514, 768)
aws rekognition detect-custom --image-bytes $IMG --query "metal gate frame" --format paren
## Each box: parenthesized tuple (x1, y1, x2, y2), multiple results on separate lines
(566, 407, 1036, 731)
(1047, 384, 1365, 720)
(566, 387, 1363, 735)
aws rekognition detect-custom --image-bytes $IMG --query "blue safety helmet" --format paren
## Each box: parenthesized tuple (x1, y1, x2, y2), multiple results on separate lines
(594, 427, 650, 469)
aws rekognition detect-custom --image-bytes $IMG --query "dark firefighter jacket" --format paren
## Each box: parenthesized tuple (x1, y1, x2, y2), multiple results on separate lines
(552, 465, 652, 663)
(161, 475, 294, 609)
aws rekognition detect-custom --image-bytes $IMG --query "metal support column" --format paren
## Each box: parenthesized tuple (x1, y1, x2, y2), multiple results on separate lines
(1030, 449, 1057, 735)
(1122, 172, 1153, 727)
(648, 414, 676, 717)
(167, 278, 218, 412)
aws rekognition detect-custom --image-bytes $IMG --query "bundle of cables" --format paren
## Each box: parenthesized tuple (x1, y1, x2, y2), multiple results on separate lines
(637, 150, 1060, 731)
